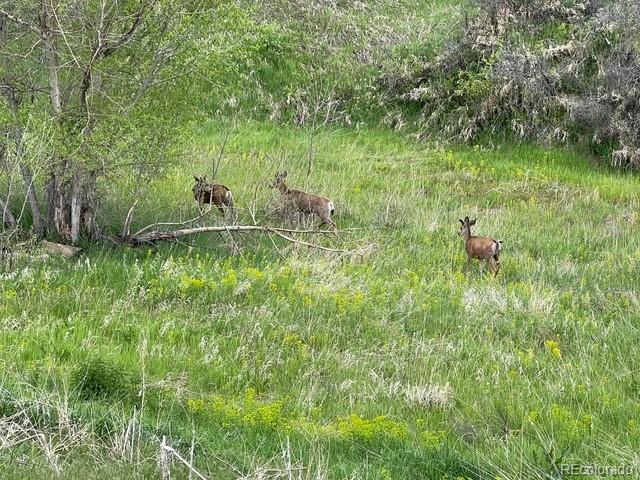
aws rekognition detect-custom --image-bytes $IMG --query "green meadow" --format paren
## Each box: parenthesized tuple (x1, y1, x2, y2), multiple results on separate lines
(2, 122, 639, 478)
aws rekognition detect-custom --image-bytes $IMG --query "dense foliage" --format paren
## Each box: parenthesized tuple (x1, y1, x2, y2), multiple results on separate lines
(383, 0, 640, 168)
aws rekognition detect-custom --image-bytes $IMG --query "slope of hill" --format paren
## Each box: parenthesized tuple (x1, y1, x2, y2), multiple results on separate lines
(2, 1, 640, 478)
(2, 122, 639, 478)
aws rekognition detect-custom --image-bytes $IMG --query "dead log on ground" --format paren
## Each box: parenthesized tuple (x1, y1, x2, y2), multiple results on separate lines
(41, 240, 82, 258)
(126, 225, 351, 253)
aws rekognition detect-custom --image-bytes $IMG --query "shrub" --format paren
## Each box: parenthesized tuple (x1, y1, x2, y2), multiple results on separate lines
(385, 0, 640, 169)
(71, 358, 137, 402)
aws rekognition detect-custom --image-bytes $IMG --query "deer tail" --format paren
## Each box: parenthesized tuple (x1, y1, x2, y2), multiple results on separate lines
(494, 240, 503, 256)
(226, 190, 235, 221)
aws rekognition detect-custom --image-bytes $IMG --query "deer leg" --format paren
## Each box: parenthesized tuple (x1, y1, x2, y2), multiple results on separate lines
(318, 217, 327, 228)
(492, 256, 500, 277)
(464, 256, 472, 274)
(318, 216, 336, 231)
(484, 255, 495, 277)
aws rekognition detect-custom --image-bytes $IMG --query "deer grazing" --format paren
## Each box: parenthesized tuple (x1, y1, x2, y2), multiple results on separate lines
(192, 176, 235, 220)
(458, 216, 502, 277)
(271, 171, 337, 231)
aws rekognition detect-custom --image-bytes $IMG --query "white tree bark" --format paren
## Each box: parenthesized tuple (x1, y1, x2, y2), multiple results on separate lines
(41, 0, 62, 117)
(19, 161, 44, 237)
(0, 198, 16, 229)
(70, 170, 82, 244)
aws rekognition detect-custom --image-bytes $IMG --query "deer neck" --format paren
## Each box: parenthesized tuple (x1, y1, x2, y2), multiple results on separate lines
(463, 226, 472, 242)
(278, 182, 290, 195)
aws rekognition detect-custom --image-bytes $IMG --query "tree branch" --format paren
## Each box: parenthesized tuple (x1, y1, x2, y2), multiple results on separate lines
(160, 437, 209, 480)
(131, 208, 214, 237)
(0, 9, 40, 35)
(131, 225, 338, 242)
(122, 199, 139, 237)
(0, 197, 17, 229)
(126, 224, 351, 253)
(102, 2, 154, 58)
(266, 228, 349, 253)
(80, 1, 155, 119)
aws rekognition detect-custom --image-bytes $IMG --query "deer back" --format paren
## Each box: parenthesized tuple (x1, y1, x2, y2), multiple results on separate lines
(288, 189, 332, 216)
(194, 179, 231, 206)
(466, 236, 500, 259)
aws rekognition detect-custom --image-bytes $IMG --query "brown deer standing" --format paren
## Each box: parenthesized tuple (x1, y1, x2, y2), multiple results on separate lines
(193, 176, 235, 220)
(458, 216, 502, 277)
(271, 171, 337, 231)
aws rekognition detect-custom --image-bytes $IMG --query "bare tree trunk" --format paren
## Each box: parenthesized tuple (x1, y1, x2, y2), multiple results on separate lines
(53, 174, 65, 236)
(45, 172, 56, 233)
(0, 197, 16, 229)
(14, 123, 44, 237)
(40, 0, 66, 240)
(0, 136, 14, 229)
(5, 101, 44, 236)
(1, 10, 44, 237)
(49, 162, 70, 241)
(54, 187, 69, 240)
(41, 0, 62, 118)
(81, 170, 99, 240)
(19, 163, 44, 237)
(70, 169, 82, 244)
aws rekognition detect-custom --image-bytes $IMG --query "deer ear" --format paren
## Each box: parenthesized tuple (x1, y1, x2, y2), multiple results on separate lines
(459, 219, 464, 225)
(194, 176, 199, 181)
(470, 218, 477, 225)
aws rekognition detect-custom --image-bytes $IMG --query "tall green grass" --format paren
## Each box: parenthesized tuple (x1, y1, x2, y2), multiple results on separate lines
(2, 122, 639, 478)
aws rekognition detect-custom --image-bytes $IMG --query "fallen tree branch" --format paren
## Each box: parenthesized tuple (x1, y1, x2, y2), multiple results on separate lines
(121, 199, 139, 238)
(41, 240, 82, 257)
(267, 228, 351, 253)
(126, 224, 354, 254)
(120, 201, 353, 252)
(131, 208, 213, 237)
(160, 436, 208, 480)
(131, 225, 331, 242)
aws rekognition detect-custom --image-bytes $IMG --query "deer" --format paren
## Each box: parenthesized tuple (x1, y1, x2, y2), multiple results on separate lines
(458, 216, 502, 277)
(271, 171, 337, 231)
(192, 176, 235, 220)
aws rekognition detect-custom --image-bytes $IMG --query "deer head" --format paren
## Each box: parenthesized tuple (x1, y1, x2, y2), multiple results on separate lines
(458, 216, 476, 238)
(271, 171, 288, 189)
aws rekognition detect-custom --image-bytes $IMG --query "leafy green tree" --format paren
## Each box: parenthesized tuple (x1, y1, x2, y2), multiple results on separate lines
(0, 0, 210, 242)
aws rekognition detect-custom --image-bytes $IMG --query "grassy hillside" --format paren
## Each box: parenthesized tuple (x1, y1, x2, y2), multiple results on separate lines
(2, 0, 640, 478)
(2, 122, 640, 478)
(190, 0, 466, 126)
